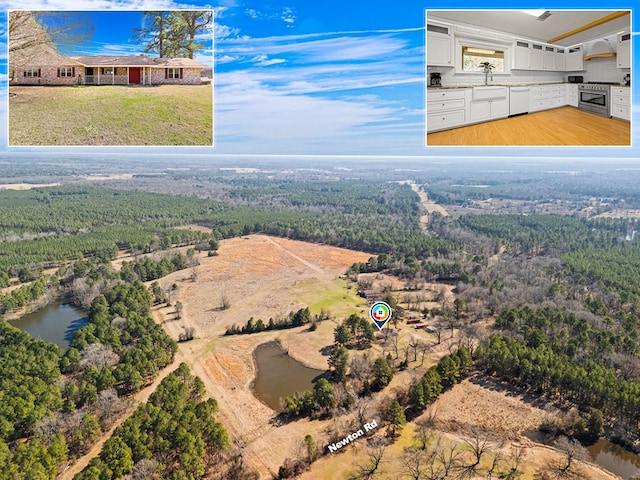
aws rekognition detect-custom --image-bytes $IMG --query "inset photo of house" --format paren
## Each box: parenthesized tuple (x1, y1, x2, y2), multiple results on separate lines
(426, 10, 631, 147)
(8, 11, 214, 146)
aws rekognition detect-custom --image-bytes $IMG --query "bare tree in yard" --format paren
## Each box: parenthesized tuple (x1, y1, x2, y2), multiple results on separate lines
(175, 300, 183, 319)
(457, 428, 493, 479)
(436, 439, 462, 478)
(545, 436, 587, 479)
(9, 11, 93, 65)
(355, 438, 389, 479)
(353, 397, 372, 427)
(401, 446, 431, 480)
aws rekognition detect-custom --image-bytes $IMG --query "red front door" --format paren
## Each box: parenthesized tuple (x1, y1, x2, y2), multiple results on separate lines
(129, 67, 141, 84)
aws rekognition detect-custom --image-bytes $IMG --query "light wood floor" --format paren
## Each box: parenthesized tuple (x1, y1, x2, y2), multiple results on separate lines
(426, 107, 631, 146)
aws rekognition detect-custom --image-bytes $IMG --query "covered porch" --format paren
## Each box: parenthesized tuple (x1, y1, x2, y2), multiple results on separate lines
(82, 66, 154, 86)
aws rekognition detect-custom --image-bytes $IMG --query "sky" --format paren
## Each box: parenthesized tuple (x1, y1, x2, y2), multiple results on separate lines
(0, 0, 638, 160)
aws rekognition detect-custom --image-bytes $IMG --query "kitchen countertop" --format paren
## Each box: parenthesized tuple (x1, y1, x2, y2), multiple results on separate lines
(427, 82, 629, 89)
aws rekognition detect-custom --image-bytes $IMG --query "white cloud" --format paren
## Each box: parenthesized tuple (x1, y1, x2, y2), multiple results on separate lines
(213, 70, 424, 155)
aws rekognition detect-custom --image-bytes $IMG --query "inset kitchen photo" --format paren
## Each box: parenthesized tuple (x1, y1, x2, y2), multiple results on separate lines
(425, 10, 631, 146)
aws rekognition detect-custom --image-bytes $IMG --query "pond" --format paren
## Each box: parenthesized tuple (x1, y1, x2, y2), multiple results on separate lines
(587, 439, 640, 480)
(525, 430, 640, 479)
(252, 341, 326, 412)
(11, 302, 89, 350)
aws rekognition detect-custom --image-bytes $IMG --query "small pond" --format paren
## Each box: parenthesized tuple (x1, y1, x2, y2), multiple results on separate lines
(587, 439, 640, 480)
(525, 430, 640, 479)
(11, 301, 89, 350)
(252, 341, 326, 411)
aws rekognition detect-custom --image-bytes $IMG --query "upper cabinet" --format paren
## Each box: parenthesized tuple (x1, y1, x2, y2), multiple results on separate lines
(427, 22, 454, 67)
(513, 40, 569, 72)
(566, 45, 584, 71)
(617, 32, 631, 68)
(555, 48, 566, 71)
(513, 40, 531, 69)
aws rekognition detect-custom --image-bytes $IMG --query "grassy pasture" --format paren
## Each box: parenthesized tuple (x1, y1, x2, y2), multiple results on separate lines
(9, 84, 213, 146)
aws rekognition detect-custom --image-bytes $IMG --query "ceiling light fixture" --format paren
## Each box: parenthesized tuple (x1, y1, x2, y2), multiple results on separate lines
(522, 9, 546, 17)
(522, 9, 552, 20)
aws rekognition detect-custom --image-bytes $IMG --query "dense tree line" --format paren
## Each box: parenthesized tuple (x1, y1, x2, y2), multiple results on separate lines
(477, 333, 640, 432)
(74, 363, 229, 480)
(562, 246, 640, 307)
(0, 321, 63, 442)
(225, 307, 313, 335)
(408, 348, 472, 411)
(66, 282, 177, 395)
(0, 276, 47, 314)
(120, 251, 189, 282)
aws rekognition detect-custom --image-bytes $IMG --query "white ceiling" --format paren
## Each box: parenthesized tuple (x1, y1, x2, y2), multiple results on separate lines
(428, 10, 631, 47)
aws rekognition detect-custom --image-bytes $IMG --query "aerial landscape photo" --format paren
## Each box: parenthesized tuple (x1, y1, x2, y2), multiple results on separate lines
(1, 157, 640, 480)
(0, 0, 639, 479)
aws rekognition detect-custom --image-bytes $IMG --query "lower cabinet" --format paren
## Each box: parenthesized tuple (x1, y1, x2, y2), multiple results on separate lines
(469, 98, 508, 123)
(427, 89, 469, 133)
(611, 87, 631, 121)
(567, 84, 579, 107)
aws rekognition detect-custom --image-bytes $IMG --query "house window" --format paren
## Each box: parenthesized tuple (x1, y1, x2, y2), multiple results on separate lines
(461, 46, 505, 72)
(167, 68, 181, 79)
(25, 69, 40, 77)
(102, 67, 114, 75)
(60, 67, 73, 77)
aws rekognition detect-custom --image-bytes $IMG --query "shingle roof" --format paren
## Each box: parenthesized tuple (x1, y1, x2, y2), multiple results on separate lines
(70, 55, 206, 68)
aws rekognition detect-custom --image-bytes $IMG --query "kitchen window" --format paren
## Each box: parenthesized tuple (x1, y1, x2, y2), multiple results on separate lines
(461, 46, 505, 72)
(455, 36, 511, 75)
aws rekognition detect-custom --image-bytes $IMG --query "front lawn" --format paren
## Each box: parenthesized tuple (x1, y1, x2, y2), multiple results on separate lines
(8, 84, 213, 146)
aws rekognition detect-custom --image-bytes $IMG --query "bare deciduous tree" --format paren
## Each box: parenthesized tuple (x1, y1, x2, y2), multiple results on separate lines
(80, 343, 120, 369)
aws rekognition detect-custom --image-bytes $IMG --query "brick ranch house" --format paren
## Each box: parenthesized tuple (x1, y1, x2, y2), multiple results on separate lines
(9, 13, 206, 87)
(13, 51, 205, 86)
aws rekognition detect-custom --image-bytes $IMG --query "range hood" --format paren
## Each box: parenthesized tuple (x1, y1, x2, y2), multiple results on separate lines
(583, 39, 616, 60)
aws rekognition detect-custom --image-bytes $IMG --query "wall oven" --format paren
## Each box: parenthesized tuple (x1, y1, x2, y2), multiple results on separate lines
(578, 83, 611, 117)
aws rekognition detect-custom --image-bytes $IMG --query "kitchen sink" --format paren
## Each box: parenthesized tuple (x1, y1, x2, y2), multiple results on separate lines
(472, 86, 508, 100)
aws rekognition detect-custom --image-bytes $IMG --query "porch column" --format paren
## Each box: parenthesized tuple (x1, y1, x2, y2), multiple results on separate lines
(127, 67, 129, 85)
(97, 68, 100, 86)
(112, 68, 114, 85)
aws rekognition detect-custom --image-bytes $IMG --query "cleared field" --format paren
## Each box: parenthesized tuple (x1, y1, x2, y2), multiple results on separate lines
(8, 85, 213, 146)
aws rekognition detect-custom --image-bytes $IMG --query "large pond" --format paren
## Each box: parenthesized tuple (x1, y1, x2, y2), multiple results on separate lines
(11, 301, 89, 350)
(252, 341, 326, 411)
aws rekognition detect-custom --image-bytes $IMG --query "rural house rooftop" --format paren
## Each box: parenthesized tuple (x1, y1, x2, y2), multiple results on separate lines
(70, 55, 206, 68)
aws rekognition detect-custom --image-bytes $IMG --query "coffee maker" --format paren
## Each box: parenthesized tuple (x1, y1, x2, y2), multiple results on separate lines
(430, 72, 442, 87)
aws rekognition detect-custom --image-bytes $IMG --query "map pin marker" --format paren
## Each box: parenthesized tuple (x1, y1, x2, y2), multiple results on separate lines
(369, 301, 392, 331)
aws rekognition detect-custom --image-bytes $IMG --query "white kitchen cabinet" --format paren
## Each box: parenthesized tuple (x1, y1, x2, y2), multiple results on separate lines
(611, 86, 631, 121)
(617, 32, 631, 69)
(530, 85, 551, 112)
(530, 44, 544, 70)
(566, 84, 579, 107)
(566, 45, 584, 71)
(427, 22, 453, 67)
(543, 46, 556, 70)
(469, 97, 509, 122)
(555, 48, 566, 71)
(513, 40, 531, 70)
(549, 84, 566, 107)
(427, 88, 469, 132)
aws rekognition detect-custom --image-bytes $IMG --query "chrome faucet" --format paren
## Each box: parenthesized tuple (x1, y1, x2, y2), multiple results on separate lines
(484, 67, 493, 85)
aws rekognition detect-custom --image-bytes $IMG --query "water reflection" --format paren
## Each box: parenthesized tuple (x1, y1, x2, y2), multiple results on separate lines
(252, 341, 326, 411)
(11, 302, 89, 349)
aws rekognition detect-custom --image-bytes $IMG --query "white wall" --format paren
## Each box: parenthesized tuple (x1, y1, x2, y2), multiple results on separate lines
(579, 56, 629, 84)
